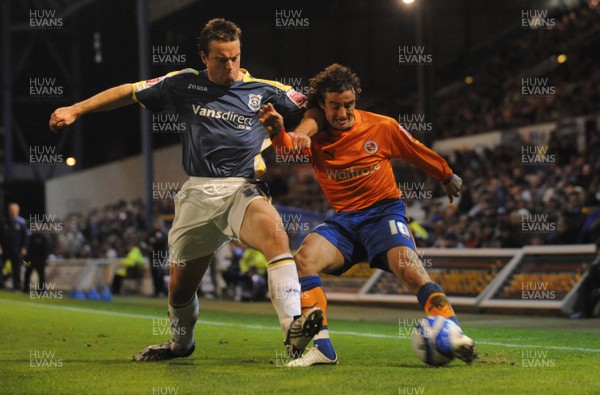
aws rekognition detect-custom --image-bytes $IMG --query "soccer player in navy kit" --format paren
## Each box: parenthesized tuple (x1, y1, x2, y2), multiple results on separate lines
(49, 19, 322, 361)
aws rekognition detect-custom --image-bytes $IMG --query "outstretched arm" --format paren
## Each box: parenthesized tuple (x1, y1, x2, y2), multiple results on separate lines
(49, 83, 134, 134)
(289, 107, 325, 149)
(259, 103, 312, 160)
(389, 121, 462, 203)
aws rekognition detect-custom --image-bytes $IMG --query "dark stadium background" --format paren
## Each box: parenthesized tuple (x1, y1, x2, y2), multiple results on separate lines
(2, 0, 563, 215)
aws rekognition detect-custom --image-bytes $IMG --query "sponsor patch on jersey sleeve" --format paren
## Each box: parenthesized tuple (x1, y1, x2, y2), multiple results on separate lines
(286, 88, 307, 108)
(133, 76, 166, 93)
(133, 69, 197, 93)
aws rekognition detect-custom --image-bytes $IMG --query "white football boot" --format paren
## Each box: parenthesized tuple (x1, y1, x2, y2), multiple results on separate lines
(287, 347, 338, 367)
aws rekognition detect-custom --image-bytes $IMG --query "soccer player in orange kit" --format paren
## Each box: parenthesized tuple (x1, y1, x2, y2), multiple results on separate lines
(259, 63, 477, 367)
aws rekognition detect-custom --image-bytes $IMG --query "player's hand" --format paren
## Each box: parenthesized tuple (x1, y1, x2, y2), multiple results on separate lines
(49, 106, 79, 134)
(287, 132, 311, 150)
(259, 103, 284, 137)
(443, 174, 462, 203)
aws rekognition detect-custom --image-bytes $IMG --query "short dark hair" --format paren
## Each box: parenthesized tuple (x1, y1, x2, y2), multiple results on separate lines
(197, 18, 242, 55)
(307, 64, 362, 108)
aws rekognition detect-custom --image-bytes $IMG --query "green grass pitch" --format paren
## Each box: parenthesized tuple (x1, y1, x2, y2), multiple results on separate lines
(1, 291, 598, 394)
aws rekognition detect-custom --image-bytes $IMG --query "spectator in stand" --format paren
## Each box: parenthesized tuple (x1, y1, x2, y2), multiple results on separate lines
(111, 237, 145, 294)
(65, 217, 86, 258)
(239, 248, 268, 302)
(24, 228, 49, 293)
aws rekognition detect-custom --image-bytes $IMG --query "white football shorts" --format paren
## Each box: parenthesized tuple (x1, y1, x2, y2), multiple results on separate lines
(168, 177, 268, 262)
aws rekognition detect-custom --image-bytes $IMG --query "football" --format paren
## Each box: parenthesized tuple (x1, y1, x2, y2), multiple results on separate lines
(412, 316, 461, 366)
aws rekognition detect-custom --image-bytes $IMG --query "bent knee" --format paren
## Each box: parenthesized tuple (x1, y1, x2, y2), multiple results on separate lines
(294, 248, 318, 277)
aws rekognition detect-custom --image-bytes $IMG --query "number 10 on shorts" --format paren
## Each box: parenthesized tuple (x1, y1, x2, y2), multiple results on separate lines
(389, 220, 410, 237)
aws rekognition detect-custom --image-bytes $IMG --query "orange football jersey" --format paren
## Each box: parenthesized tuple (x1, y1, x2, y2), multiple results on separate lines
(272, 109, 453, 212)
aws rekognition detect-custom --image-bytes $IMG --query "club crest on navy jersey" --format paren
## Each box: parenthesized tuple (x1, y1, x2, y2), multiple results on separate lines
(247, 94, 262, 111)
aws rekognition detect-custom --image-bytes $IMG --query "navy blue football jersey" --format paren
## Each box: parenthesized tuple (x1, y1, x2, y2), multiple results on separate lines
(133, 68, 306, 178)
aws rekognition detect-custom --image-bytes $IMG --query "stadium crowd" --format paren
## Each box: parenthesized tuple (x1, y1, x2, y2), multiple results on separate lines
(373, 0, 600, 138)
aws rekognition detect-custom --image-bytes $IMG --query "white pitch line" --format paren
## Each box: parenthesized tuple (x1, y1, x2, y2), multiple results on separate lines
(2, 299, 600, 353)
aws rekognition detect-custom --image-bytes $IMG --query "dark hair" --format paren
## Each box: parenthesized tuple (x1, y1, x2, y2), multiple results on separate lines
(197, 18, 242, 55)
(307, 64, 362, 108)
